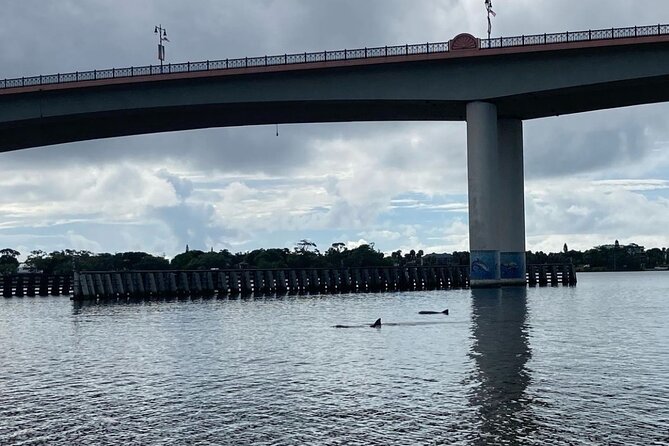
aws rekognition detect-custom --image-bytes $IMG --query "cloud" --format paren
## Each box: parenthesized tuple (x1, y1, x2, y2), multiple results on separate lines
(2, 1, 669, 256)
(526, 178, 669, 251)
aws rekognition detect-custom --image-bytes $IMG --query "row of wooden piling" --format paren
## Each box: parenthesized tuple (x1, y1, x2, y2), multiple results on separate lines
(1, 274, 72, 297)
(0, 264, 576, 300)
(527, 264, 577, 286)
(72, 266, 472, 300)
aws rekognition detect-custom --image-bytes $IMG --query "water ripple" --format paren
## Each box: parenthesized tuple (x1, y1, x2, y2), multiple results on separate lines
(0, 275, 668, 444)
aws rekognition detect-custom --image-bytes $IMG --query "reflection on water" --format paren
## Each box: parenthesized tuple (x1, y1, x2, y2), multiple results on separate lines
(469, 287, 534, 443)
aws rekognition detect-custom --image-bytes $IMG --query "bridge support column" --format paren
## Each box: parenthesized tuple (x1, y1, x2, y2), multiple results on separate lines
(467, 102, 501, 287)
(498, 119, 527, 286)
(466, 103, 527, 288)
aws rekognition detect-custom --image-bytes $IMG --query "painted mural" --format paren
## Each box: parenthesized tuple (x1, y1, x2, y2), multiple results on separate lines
(470, 250, 498, 281)
(500, 252, 526, 280)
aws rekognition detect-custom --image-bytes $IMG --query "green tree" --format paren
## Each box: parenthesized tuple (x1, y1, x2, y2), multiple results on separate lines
(171, 249, 206, 269)
(295, 239, 318, 254)
(0, 248, 20, 274)
(131, 255, 170, 270)
(245, 248, 290, 269)
(340, 244, 390, 267)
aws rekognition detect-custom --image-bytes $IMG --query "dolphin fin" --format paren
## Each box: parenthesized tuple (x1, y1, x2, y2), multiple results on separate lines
(443, 309, 449, 315)
(370, 318, 382, 328)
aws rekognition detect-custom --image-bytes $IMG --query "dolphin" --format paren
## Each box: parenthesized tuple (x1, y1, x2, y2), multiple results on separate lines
(332, 318, 381, 328)
(418, 309, 449, 315)
(334, 317, 449, 328)
(333, 319, 382, 329)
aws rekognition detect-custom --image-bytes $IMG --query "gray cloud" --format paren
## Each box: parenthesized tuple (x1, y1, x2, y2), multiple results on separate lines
(2, 1, 669, 255)
(525, 104, 669, 178)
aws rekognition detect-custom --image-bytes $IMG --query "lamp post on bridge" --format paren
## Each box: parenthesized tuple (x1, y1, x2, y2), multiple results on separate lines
(154, 25, 170, 73)
(485, 0, 496, 40)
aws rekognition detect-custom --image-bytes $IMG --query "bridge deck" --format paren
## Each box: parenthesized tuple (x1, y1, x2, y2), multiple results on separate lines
(2, 23, 669, 96)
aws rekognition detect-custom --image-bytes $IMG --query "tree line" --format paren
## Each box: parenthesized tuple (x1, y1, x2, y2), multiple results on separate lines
(0, 240, 666, 274)
(529, 242, 668, 272)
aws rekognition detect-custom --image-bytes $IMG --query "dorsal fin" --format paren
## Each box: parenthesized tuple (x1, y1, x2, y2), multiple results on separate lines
(370, 318, 382, 328)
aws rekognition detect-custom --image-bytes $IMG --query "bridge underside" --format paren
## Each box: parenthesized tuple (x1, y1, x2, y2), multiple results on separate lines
(2, 73, 669, 151)
(2, 38, 669, 151)
(1, 100, 461, 151)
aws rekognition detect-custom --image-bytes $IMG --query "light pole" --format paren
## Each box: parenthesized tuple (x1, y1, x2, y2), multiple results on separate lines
(485, 0, 496, 40)
(154, 25, 170, 72)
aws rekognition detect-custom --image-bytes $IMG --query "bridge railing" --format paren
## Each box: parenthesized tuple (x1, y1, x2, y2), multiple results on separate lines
(480, 23, 669, 48)
(1, 23, 668, 91)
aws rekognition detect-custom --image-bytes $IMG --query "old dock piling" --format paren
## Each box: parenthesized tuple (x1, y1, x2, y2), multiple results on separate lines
(526, 264, 577, 287)
(66, 264, 577, 301)
(1, 274, 72, 298)
(68, 266, 471, 301)
(0, 264, 576, 299)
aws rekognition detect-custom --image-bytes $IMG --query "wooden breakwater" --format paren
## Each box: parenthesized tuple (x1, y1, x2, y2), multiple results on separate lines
(71, 266, 471, 301)
(0, 274, 72, 297)
(0, 264, 576, 299)
(68, 264, 576, 301)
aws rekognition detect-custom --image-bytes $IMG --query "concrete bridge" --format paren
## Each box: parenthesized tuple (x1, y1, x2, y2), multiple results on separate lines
(2, 24, 669, 287)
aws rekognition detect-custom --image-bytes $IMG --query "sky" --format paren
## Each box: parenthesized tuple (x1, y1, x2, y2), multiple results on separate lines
(1, 0, 669, 260)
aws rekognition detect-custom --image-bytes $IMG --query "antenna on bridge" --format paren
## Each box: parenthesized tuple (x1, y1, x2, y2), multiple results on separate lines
(154, 25, 170, 72)
(485, 0, 496, 40)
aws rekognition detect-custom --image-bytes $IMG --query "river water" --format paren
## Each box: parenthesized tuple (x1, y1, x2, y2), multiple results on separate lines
(1, 272, 668, 445)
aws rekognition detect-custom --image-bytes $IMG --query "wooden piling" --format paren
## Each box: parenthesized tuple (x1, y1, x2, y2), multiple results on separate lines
(241, 271, 252, 296)
(156, 272, 167, 295)
(205, 272, 215, 296)
(255, 270, 265, 296)
(15, 276, 24, 297)
(135, 273, 146, 296)
(528, 265, 537, 286)
(26, 275, 36, 297)
(168, 273, 178, 295)
(114, 274, 125, 296)
(43, 274, 56, 296)
(320, 269, 331, 293)
(124, 273, 135, 296)
(538, 265, 548, 286)
(309, 270, 320, 294)
(192, 272, 203, 296)
(178, 272, 189, 295)
(104, 274, 115, 297)
(216, 272, 228, 295)
(276, 270, 287, 294)
(230, 271, 240, 295)
(80, 273, 91, 299)
(147, 273, 158, 296)
(265, 270, 275, 295)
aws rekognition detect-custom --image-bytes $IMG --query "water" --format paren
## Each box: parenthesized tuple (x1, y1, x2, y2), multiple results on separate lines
(1, 272, 668, 445)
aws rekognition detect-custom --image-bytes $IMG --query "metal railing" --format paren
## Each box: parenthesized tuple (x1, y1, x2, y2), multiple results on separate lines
(480, 23, 669, 49)
(1, 23, 667, 91)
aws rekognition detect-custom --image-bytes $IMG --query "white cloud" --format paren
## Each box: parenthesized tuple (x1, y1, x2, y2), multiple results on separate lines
(591, 179, 669, 192)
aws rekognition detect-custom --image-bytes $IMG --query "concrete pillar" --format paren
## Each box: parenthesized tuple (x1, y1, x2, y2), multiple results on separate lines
(467, 102, 501, 287)
(498, 119, 527, 286)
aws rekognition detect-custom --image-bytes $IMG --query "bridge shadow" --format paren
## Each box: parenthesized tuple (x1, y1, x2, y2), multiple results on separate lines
(468, 287, 536, 443)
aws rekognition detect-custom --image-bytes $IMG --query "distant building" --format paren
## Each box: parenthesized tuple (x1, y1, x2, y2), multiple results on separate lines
(597, 243, 645, 255)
